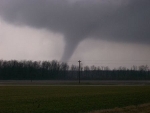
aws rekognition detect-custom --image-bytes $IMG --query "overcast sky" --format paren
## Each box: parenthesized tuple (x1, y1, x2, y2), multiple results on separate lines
(0, 0, 150, 69)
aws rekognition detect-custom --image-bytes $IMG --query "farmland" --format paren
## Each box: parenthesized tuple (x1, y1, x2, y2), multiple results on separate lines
(0, 85, 150, 113)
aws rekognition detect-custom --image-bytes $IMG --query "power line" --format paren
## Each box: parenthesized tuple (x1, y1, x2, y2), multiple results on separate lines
(62, 59, 150, 62)
(64, 60, 150, 64)
(81, 60, 150, 62)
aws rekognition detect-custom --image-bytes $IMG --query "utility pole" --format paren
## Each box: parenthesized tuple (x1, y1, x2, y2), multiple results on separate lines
(78, 60, 81, 84)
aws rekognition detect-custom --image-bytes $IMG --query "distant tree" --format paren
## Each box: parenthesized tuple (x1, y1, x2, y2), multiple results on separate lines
(70, 64, 78, 77)
(131, 65, 138, 71)
(139, 65, 149, 71)
(118, 66, 127, 71)
(60, 62, 69, 79)
(71, 65, 78, 71)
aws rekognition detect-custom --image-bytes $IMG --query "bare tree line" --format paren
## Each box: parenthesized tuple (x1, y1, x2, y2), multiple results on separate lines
(0, 60, 149, 80)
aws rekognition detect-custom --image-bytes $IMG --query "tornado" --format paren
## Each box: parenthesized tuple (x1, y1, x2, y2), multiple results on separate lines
(0, 0, 150, 61)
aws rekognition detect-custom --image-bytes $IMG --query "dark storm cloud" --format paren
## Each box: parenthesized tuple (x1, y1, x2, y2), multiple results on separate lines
(0, 0, 150, 61)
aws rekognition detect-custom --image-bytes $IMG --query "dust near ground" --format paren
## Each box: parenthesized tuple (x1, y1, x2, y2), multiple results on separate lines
(88, 103, 150, 113)
(0, 80, 150, 86)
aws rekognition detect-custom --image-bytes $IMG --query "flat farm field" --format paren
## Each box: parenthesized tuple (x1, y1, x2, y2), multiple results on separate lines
(0, 86, 150, 113)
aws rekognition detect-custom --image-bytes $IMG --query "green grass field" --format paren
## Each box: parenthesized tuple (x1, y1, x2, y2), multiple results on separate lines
(0, 86, 150, 113)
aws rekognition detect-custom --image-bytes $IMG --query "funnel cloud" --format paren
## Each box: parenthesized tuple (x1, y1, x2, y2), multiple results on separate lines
(0, 0, 150, 61)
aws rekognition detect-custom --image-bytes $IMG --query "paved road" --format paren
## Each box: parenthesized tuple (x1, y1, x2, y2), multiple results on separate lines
(0, 80, 150, 86)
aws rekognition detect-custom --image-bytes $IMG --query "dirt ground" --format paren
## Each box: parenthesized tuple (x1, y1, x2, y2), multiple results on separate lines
(88, 103, 150, 113)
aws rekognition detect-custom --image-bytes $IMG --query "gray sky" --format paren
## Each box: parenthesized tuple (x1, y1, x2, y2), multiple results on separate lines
(0, 0, 150, 69)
